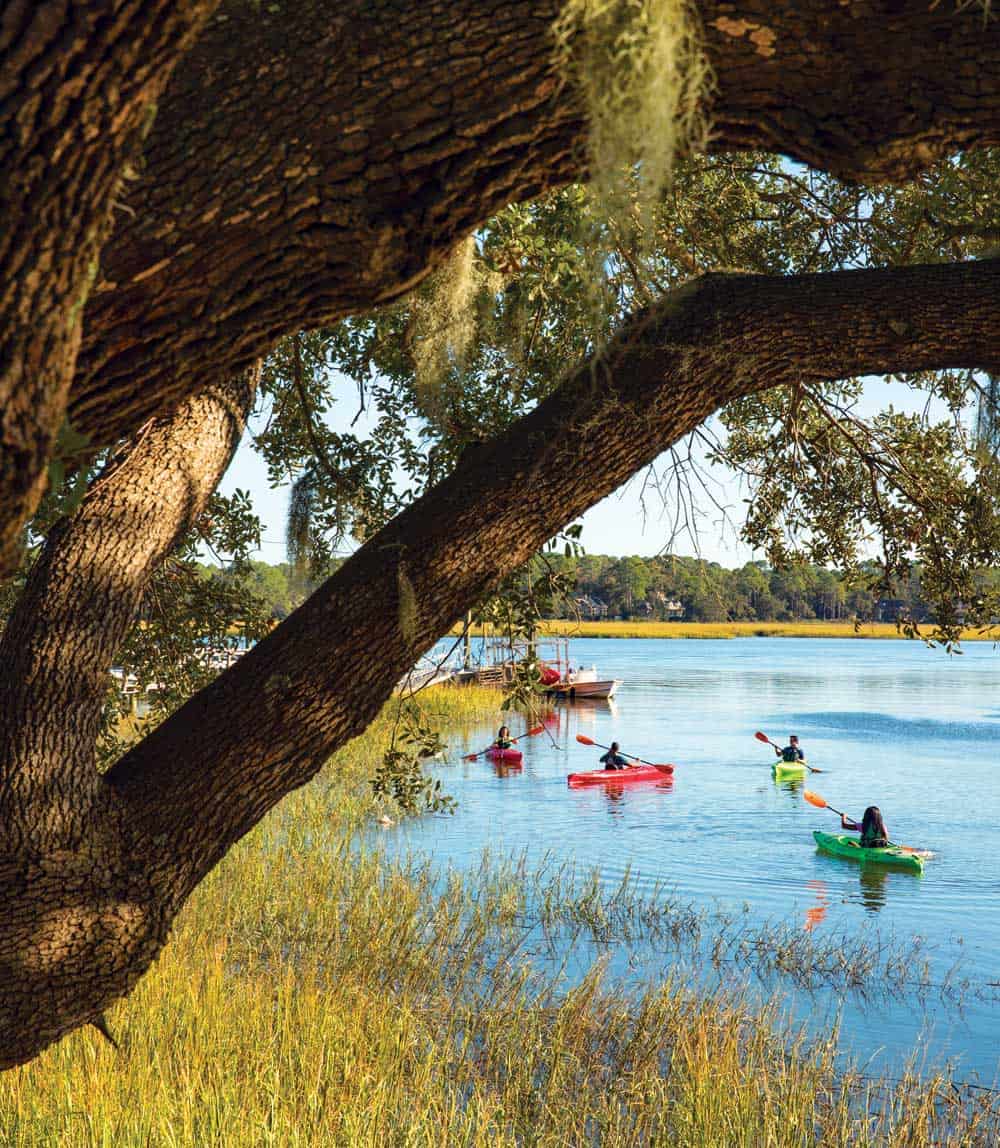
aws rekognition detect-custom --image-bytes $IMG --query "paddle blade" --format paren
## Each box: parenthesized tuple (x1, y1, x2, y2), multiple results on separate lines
(754, 731, 771, 743)
(654, 764, 675, 775)
(523, 725, 545, 739)
(575, 734, 596, 746)
(462, 752, 479, 762)
(803, 790, 827, 809)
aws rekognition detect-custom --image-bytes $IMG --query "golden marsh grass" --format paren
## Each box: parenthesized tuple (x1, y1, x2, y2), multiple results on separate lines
(3, 685, 997, 1145)
(531, 619, 995, 640)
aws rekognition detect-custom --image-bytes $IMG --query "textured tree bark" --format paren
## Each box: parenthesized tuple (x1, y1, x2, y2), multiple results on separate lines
(0, 0, 217, 575)
(0, 368, 255, 1066)
(1, 256, 986, 1069)
(66, 0, 1000, 449)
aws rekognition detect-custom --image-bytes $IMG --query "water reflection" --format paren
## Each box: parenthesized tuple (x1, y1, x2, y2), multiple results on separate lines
(804, 879, 829, 931)
(598, 778, 674, 815)
(858, 865, 889, 913)
(555, 697, 620, 723)
(602, 784, 626, 812)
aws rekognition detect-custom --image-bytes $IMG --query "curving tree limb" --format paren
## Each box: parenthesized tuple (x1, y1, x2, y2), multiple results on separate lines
(68, 0, 1000, 448)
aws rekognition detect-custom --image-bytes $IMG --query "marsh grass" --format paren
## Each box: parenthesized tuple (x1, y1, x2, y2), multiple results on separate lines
(531, 619, 996, 640)
(3, 686, 998, 1145)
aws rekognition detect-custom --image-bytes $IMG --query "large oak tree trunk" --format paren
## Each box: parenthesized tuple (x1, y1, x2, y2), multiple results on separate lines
(0, 368, 255, 1065)
(2, 258, 997, 1066)
(0, 0, 216, 574)
(64, 0, 1000, 450)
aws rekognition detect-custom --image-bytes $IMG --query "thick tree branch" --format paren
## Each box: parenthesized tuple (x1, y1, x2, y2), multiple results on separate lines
(0, 369, 256, 854)
(0, 0, 217, 574)
(67, 0, 1000, 451)
(106, 257, 1000, 897)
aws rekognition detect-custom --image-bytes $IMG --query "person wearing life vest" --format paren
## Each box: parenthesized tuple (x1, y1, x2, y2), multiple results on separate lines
(774, 734, 804, 763)
(494, 725, 512, 750)
(600, 741, 628, 770)
(841, 806, 890, 848)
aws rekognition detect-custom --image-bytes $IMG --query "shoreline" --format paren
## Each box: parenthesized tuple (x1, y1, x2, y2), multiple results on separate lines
(527, 620, 995, 641)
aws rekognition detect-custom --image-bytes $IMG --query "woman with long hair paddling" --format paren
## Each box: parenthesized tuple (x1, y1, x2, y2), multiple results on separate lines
(842, 806, 889, 848)
(804, 790, 929, 870)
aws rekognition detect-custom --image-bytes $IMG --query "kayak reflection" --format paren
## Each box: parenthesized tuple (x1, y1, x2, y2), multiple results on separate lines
(600, 777, 674, 812)
(774, 775, 804, 799)
(858, 865, 889, 913)
(803, 879, 829, 932)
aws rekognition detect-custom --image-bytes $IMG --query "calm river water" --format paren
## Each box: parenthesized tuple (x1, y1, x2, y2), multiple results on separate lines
(377, 638, 1000, 1084)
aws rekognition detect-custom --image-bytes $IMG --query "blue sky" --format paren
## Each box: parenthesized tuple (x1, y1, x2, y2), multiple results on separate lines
(218, 373, 963, 567)
(218, 399, 758, 567)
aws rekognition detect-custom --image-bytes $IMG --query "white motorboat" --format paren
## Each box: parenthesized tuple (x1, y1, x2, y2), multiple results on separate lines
(548, 664, 622, 700)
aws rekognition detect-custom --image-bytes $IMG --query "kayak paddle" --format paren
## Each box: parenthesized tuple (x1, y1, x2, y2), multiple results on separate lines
(754, 730, 823, 773)
(463, 724, 544, 761)
(803, 789, 845, 818)
(574, 734, 674, 774)
(803, 790, 932, 857)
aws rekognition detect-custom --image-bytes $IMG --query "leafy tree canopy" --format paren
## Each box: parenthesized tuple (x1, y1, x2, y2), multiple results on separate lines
(254, 150, 1000, 648)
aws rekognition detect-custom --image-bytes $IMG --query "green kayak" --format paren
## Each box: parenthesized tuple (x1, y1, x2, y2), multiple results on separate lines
(772, 759, 808, 779)
(812, 830, 924, 873)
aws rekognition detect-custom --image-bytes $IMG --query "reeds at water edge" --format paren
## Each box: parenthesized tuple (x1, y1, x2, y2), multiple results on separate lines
(3, 686, 998, 1146)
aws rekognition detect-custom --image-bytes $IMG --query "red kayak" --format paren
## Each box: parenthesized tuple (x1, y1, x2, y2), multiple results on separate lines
(486, 746, 523, 764)
(567, 763, 673, 787)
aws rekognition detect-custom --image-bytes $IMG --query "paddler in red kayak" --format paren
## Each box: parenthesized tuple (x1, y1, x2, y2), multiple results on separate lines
(600, 741, 628, 770)
(494, 725, 512, 750)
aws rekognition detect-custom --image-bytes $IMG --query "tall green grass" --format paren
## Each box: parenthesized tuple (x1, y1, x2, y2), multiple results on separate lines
(2, 686, 996, 1145)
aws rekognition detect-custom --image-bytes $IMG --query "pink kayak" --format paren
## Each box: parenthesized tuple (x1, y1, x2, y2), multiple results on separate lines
(567, 763, 673, 787)
(486, 746, 523, 764)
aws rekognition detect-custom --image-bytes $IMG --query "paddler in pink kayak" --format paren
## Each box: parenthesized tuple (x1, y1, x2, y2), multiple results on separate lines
(600, 741, 628, 770)
(494, 725, 513, 750)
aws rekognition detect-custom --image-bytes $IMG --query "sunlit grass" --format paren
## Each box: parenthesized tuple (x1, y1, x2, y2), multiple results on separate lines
(3, 686, 997, 1145)
(532, 619, 994, 640)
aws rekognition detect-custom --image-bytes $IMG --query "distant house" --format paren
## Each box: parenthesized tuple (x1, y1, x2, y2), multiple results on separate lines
(648, 591, 684, 618)
(575, 595, 609, 619)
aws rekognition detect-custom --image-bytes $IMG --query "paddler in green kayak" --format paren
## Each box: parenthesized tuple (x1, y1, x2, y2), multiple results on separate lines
(840, 806, 890, 848)
(774, 734, 804, 763)
(600, 741, 628, 770)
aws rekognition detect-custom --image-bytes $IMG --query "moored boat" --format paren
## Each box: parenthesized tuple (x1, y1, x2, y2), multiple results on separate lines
(547, 664, 623, 699)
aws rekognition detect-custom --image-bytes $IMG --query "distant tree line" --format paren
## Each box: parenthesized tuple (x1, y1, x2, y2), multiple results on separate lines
(194, 553, 1000, 628)
(537, 554, 999, 624)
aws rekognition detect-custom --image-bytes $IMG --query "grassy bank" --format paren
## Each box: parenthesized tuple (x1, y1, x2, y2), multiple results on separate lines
(3, 686, 996, 1146)
(533, 619, 994, 640)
